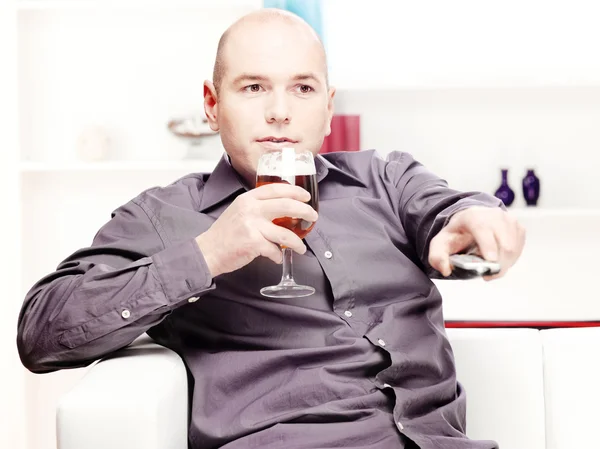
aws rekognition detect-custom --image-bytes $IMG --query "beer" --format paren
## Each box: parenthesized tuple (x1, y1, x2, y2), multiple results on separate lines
(256, 174, 319, 239)
(255, 148, 318, 297)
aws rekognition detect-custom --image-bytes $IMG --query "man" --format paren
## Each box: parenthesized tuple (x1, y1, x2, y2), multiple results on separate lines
(17, 9, 525, 449)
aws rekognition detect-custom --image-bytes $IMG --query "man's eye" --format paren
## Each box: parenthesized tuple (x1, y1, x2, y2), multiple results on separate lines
(298, 85, 314, 93)
(244, 84, 262, 93)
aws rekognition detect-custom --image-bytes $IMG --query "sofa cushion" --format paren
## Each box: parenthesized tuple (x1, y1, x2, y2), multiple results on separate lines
(447, 328, 546, 449)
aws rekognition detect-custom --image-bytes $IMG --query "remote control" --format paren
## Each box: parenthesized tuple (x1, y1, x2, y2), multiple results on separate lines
(448, 254, 501, 279)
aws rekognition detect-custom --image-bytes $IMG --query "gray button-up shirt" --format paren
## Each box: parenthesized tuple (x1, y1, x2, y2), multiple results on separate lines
(18, 150, 502, 449)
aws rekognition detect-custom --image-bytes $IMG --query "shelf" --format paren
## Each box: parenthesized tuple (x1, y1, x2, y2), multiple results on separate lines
(507, 208, 600, 219)
(19, 160, 219, 173)
(15, 163, 600, 218)
(333, 82, 600, 93)
(16, 0, 261, 10)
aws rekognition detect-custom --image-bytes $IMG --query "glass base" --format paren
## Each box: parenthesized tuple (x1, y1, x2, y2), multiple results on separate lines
(260, 283, 315, 299)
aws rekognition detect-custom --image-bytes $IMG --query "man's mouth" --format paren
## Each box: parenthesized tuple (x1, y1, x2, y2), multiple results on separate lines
(257, 137, 298, 144)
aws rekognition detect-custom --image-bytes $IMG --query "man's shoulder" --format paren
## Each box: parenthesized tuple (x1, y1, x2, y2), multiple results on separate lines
(320, 149, 413, 183)
(322, 149, 410, 166)
(129, 172, 210, 213)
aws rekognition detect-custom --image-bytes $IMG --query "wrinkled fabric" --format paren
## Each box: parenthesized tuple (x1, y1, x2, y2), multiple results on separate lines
(18, 150, 502, 449)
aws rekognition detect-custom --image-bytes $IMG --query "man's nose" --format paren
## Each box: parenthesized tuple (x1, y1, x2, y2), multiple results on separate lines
(265, 92, 291, 124)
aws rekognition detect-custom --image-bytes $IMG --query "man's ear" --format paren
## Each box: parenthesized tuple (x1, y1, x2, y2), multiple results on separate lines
(325, 86, 336, 136)
(204, 80, 220, 132)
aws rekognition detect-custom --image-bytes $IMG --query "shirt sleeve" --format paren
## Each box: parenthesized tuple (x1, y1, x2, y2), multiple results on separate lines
(17, 195, 215, 373)
(385, 151, 505, 277)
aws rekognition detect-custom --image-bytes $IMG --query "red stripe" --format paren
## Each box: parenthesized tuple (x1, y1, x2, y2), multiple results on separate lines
(444, 321, 600, 329)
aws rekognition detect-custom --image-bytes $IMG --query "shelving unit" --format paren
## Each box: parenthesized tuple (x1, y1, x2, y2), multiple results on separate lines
(8, 2, 261, 449)
(19, 159, 220, 173)
(509, 208, 600, 219)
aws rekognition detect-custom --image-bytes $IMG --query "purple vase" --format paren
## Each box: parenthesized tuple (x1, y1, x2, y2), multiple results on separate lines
(522, 169, 540, 206)
(494, 169, 515, 206)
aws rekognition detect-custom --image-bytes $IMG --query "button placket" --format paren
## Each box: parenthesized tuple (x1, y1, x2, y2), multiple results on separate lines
(305, 227, 362, 333)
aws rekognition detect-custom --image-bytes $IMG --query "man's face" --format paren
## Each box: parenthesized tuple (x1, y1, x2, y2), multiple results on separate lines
(204, 20, 335, 184)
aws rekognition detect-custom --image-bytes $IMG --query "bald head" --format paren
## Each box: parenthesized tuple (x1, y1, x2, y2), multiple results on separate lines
(212, 8, 328, 94)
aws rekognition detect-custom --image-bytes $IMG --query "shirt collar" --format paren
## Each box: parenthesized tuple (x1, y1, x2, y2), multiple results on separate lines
(198, 154, 247, 212)
(315, 154, 367, 187)
(198, 152, 366, 213)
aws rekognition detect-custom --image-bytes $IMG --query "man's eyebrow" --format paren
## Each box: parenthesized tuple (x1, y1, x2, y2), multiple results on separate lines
(292, 73, 322, 84)
(232, 74, 269, 84)
(231, 73, 323, 85)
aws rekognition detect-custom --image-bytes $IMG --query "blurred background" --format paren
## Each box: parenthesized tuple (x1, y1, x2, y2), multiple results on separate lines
(1, 0, 599, 448)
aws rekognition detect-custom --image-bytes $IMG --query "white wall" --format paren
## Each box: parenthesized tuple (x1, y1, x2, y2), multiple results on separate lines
(1, 3, 27, 449)
(324, 0, 600, 89)
(335, 86, 600, 209)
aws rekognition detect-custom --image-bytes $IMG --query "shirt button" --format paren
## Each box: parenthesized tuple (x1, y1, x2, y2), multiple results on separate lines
(324, 251, 333, 259)
(344, 310, 352, 318)
(383, 383, 391, 388)
(188, 296, 199, 303)
(121, 309, 131, 319)
(397, 421, 404, 431)
(377, 338, 386, 347)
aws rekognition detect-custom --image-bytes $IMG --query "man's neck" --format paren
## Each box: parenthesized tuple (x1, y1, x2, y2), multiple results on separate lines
(224, 152, 253, 190)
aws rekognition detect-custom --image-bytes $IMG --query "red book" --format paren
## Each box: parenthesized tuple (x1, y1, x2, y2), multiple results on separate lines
(320, 115, 360, 154)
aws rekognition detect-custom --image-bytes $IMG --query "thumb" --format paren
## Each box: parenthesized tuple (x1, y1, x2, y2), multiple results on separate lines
(428, 229, 474, 276)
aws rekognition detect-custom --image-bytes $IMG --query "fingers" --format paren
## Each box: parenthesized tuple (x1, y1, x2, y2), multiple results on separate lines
(428, 230, 473, 277)
(466, 210, 526, 280)
(259, 240, 284, 265)
(260, 198, 318, 222)
(468, 226, 499, 262)
(491, 212, 526, 276)
(259, 222, 307, 255)
(483, 272, 503, 282)
(201, 183, 317, 277)
(431, 207, 526, 280)
(251, 183, 311, 202)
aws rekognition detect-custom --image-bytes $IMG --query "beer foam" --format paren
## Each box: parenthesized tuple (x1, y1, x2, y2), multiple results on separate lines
(281, 147, 316, 176)
(291, 160, 316, 175)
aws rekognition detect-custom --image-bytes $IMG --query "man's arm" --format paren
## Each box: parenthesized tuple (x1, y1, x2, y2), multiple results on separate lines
(385, 151, 505, 278)
(17, 182, 319, 374)
(17, 197, 215, 374)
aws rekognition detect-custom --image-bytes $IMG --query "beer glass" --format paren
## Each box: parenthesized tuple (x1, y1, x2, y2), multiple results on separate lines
(255, 148, 319, 298)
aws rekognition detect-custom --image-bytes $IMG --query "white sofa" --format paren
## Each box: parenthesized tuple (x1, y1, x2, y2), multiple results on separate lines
(56, 327, 600, 449)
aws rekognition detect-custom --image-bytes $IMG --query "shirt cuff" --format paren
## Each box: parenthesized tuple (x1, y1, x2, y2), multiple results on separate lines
(152, 238, 215, 305)
(438, 194, 506, 229)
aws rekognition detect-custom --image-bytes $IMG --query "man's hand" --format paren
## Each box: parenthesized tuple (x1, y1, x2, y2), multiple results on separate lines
(195, 183, 318, 278)
(428, 206, 526, 281)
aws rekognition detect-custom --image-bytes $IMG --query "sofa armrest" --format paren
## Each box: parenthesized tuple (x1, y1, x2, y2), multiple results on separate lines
(56, 335, 188, 449)
(541, 327, 600, 449)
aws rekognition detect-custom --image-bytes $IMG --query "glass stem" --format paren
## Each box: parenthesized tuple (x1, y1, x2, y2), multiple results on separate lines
(280, 247, 295, 286)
